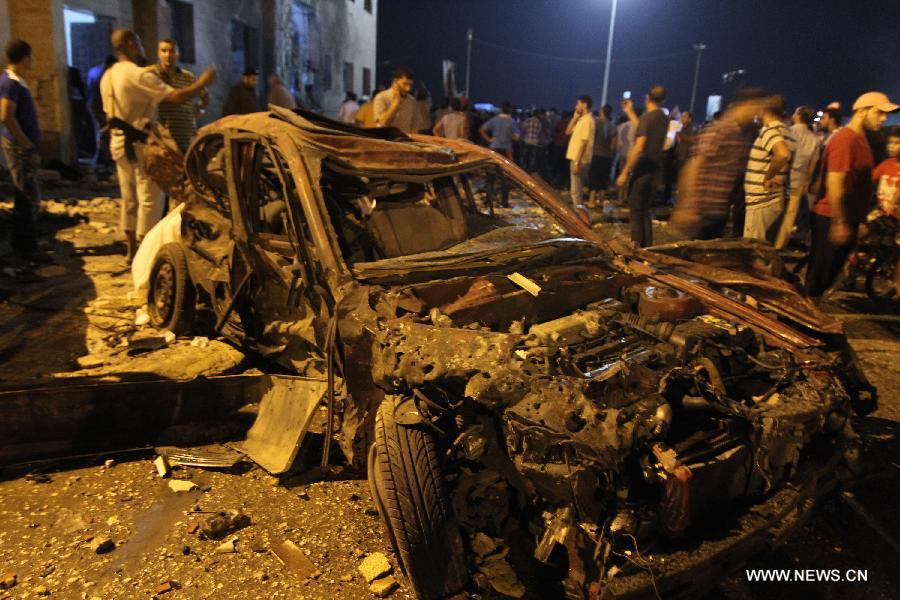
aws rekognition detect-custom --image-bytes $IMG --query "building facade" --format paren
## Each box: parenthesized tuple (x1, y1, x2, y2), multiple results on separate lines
(0, 0, 377, 163)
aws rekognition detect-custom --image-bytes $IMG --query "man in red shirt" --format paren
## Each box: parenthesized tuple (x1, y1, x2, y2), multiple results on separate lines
(804, 92, 898, 300)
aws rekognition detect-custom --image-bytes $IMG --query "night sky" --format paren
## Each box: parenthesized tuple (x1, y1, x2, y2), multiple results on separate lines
(377, 0, 900, 116)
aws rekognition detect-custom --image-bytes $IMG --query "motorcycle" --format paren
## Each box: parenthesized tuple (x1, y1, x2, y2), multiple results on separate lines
(848, 214, 900, 306)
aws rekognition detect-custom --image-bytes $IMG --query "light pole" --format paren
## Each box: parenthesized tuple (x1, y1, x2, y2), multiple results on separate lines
(600, 0, 618, 108)
(689, 43, 706, 116)
(465, 28, 473, 98)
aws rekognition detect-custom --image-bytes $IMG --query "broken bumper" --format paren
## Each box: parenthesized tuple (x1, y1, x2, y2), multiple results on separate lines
(601, 449, 842, 599)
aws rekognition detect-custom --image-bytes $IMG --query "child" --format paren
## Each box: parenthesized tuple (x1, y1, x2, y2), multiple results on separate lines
(872, 126, 900, 219)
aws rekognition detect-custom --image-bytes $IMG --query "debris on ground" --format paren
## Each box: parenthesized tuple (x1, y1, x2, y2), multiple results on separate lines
(477, 553, 526, 598)
(215, 537, 238, 554)
(156, 580, 178, 594)
(154, 455, 171, 478)
(272, 540, 321, 580)
(89, 537, 115, 554)
(36, 265, 67, 278)
(134, 308, 150, 326)
(369, 574, 399, 597)
(359, 552, 398, 596)
(0, 572, 17, 589)
(199, 509, 251, 540)
(167, 479, 198, 493)
(358, 552, 393, 583)
(157, 446, 243, 469)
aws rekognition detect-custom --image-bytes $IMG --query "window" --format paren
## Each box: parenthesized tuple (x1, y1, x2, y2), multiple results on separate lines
(322, 55, 332, 91)
(169, 0, 196, 64)
(362, 67, 371, 96)
(343, 62, 354, 94)
(231, 20, 260, 75)
(364, 0, 372, 14)
(186, 134, 230, 216)
(231, 140, 291, 238)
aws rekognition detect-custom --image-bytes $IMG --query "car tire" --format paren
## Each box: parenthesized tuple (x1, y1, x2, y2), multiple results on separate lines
(148, 243, 195, 335)
(372, 395, 468, 599)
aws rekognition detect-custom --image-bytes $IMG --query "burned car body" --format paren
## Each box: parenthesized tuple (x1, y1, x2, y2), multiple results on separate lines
(143, 108, 875, 599)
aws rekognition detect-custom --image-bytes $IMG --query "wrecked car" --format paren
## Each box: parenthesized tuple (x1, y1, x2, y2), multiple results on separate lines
(139, 108, 876, 599)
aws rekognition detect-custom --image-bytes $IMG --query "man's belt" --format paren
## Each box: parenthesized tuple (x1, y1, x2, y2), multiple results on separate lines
(104, 117, 149, 163)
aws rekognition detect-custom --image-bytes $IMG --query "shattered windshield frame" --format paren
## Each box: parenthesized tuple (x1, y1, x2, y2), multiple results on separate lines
(317, 160, 588, 278)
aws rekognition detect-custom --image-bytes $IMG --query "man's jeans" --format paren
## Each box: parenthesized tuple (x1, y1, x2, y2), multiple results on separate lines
(1, 137, 40, 252)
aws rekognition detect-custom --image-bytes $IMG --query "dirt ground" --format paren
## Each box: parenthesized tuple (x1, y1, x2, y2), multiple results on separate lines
(0, 184, 897, 599)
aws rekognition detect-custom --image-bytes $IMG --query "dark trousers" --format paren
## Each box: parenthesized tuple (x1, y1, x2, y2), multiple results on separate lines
(628, 170, 657, 247)
(549, 144, 568, 187)
(521, 143, 547, 175)
(696, 215, 728, 240)
(1, 138, 40, 252)
(804, 213, 857, 298)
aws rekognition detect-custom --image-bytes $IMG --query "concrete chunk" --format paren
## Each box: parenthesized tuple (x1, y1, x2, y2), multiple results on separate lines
(358, 552, 392, 583)
(369, 574, 399, 597)
(168, 479, 197, 493)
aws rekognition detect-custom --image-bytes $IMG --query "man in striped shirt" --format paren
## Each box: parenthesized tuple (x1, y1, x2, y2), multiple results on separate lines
(155, 38, 207, 153)
(743, 95, 795, 241)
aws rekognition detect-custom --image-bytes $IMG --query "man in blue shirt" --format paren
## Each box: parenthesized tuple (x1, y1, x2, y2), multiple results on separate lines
(479, 102, 520, 207)
(0, 40, 41, 253)
(480, 102, 520, 159)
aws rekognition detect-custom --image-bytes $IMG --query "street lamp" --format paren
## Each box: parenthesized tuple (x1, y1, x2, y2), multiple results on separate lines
(465, 28, 473, 98)
(600, 0, 618, 108)
(689, 43, 706, 116)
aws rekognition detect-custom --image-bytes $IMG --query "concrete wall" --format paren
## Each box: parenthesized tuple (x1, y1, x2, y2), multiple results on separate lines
(0, 1, 10, 57)
(271, 0, 377, 119)
(307, 0, 377, 117)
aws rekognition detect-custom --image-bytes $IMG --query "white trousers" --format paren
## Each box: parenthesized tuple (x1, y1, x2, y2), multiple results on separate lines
(114, 143, 163, 237)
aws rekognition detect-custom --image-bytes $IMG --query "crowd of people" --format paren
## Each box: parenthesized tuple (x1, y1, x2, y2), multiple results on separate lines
(365, 68, 899, 305)
(2, 36, 898, 304)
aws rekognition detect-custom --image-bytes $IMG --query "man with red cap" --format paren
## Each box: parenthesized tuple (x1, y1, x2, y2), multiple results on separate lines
(805, 91, 899, 300)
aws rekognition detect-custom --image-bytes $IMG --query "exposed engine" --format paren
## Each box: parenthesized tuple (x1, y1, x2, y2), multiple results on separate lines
(363, 268, 855, 597)
(498, 285, 850, 540)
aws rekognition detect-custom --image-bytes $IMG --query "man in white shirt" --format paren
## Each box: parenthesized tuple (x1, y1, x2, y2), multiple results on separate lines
(565, 95, 595, 206)
(101, 29, 215, 261)
(373, 67, 418, 133)
(337, 92, 359, 124)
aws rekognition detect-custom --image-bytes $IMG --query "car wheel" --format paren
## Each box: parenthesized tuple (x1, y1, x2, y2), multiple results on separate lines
(148, 243, 195, 335)
(865, 255, 898, 306)
(372, 395, 468, 599)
